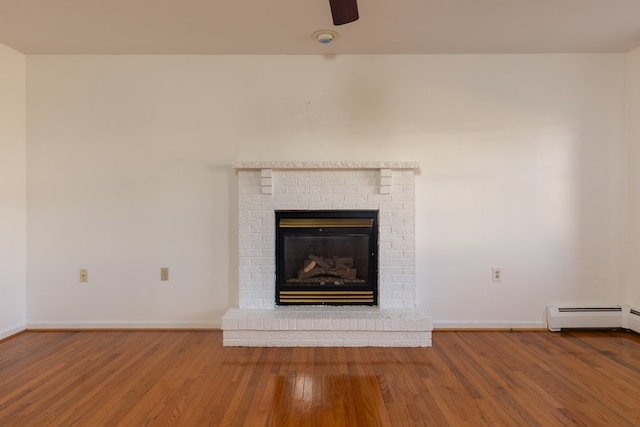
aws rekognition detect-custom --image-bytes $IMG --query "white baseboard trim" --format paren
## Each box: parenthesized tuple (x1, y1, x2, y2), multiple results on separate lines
(0, 323, 26, 341)
(433, 320, 547, 330)
(26, 320, 221, 330)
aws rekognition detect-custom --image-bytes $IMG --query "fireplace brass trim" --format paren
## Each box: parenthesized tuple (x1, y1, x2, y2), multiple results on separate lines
(280, 291, 373, 295)
(280, 299, 374, 303)
(279, 218, 374, 228)
(278, 290, 375, 303)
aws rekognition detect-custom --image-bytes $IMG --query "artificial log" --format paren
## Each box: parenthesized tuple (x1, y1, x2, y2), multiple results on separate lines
(302, 260, 317, 273)
(298, 255, 357, 280)
(332, 256, 353, 269)
(308, 255, 332, 269)
(298, 268, 357, 280)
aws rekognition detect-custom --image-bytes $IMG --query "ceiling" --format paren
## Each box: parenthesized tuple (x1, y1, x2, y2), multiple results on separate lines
(1, 0, 640, 55)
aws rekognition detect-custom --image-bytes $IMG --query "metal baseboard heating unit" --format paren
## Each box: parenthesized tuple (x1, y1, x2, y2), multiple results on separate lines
(629, 309, 640, 333)
(546, 305, 623, 332)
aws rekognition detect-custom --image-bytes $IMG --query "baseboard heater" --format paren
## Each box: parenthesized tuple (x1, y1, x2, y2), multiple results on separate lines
(546, 305, 624, 332)
(629, 308, 640, 332)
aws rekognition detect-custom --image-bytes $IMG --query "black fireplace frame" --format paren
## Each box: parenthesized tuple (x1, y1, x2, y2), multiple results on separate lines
(275, 210, 379, 306)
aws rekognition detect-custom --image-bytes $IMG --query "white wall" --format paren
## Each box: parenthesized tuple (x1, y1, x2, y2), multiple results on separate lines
(25, 54, 627, 328)
(627, 46, 640, 309)
(0, 43, 26, 339)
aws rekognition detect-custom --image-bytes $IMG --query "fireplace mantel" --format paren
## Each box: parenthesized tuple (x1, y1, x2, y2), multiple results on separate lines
(233, 161, 420, 195)
(232, 161, 420, 170)
(222, 161, 432, 347)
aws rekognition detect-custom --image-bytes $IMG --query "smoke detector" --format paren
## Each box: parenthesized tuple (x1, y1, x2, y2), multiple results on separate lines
(312, 30, 338, 45)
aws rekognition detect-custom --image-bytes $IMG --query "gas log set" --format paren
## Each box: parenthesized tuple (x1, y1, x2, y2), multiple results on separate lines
(287, 254, 364, 285)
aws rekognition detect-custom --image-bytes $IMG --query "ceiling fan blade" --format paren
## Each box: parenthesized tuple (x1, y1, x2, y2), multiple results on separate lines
(329, 0, 359, 25)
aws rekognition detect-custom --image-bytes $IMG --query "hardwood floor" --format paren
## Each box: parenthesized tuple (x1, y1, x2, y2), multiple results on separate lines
(0, 330, 639, 426)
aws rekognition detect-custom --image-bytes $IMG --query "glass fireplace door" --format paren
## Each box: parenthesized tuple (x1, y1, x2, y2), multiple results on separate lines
(275, 211, 378, 305)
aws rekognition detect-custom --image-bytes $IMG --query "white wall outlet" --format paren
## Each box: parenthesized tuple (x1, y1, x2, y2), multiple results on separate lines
(492, 267, 502, 282)
(161, 267, 169, 281)
(80, 269, 88, 282)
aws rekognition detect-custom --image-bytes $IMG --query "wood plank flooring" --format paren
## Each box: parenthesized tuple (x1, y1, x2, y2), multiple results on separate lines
(0, 330, 638, 426)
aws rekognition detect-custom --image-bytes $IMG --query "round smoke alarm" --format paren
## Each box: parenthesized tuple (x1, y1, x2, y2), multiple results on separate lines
(312, 30, 339, 45)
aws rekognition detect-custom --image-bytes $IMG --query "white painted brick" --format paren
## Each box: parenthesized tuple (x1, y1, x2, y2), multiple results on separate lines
(249, 240, 271, 250)
(379, 225, 392, 235)
(367, 195, 388, 204)
(296, 194, 321, 202)
(320, 194, 346, 203)
(285, 186, 310, 194)
(302, 318, 313, 330)
(391, 241, 414, 250)
(402, 216, 415, 226)
(383, 217, 403, 226)
(347, 194, 368, 202)
(261, 176, 272, 186)
(260, 201, 277, 210)
(273, 194, 298, 202)
(391, 226, 413, 235)
(311, 319, 321, 330)
(355, 185, 378, 194)
(303, 177, 322, 185)
(378, 257, 399, 267)
(391, 193, 414, 202)
(381, 202, 404, 211)
(249, 194, 272, 203)
(344, 177, 371, 186)
(238, 224, 253, 235)
(379, 266, 402, 275)
(322, 176, 346, 185)
(393, 291, 414, 300)
(272, 185, 286, 194)
(334, 202, 357, 209)
(308, 186, 325, 194)
(355, 202, 379, 209)
(379, 186, 392, 196)
(287, 202, 311, 210)
(401, 233, 415, 242)
(330, 318, 341, 330)
(239, 264, 262, 274)
(240, 185, 262, 194)
(332, 186, 357, 194)
(239, 248, 264, 257)
(402, 267, 415, 275)
(279, 177, 301, 187)
(306, 202, 328, 210)
(251, 275, 272, 285)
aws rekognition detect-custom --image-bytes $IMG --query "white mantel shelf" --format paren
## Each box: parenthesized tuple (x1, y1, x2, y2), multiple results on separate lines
(232, 161, 420, 170)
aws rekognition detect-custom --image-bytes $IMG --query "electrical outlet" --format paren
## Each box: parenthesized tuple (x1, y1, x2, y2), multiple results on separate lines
(80, 269, 88, 282)
(492, 267, 502, 282)
(161, 267, 169, 281)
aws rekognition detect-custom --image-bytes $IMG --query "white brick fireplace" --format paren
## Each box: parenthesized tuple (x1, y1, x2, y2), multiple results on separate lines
(222, 162, 432, 347)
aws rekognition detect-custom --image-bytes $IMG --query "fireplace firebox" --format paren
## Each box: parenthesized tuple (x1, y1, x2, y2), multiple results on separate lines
(275, 210, 378, 305)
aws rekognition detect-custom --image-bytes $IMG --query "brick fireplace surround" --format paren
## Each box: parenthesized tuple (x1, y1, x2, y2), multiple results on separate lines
(222, 162, 432, 347)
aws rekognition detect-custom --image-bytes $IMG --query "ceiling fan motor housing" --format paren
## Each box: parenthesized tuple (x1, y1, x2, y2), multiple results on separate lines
(329, 0, 359, 25)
